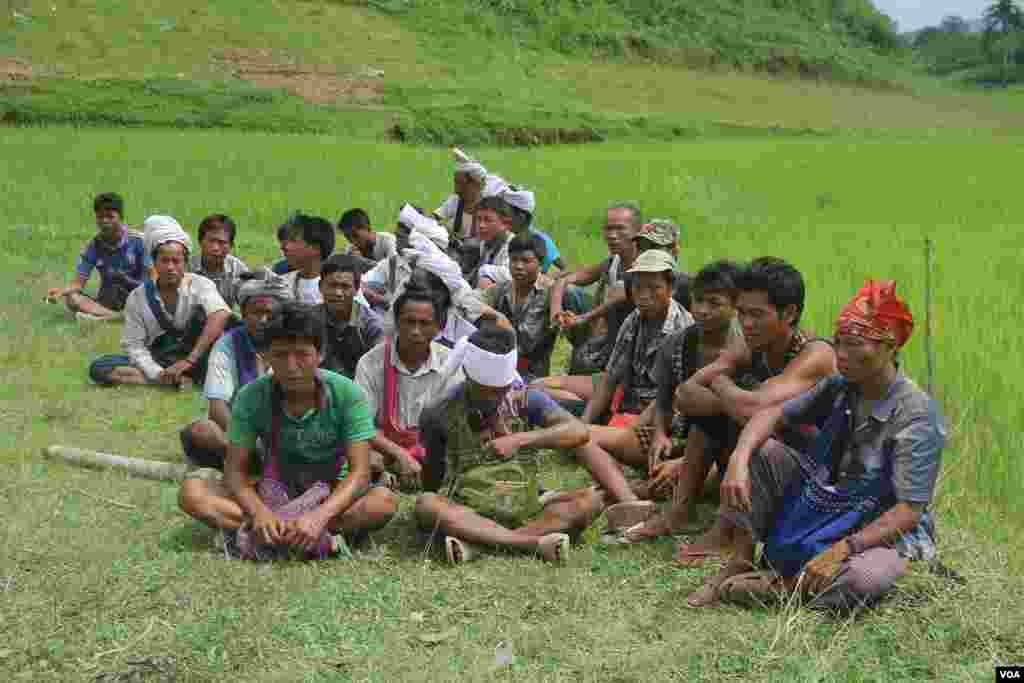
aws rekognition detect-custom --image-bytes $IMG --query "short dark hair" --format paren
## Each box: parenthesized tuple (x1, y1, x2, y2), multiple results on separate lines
(469, 322, 516, 355)
(338, 208, 371, 236)
(735, 257, 805, 324)
(93, 192, 124, 216)
(198, 214, 237, 244)
(321, 253, 362, 288)
(408, 267, 451, 313)
(394, 273, 445, 324)
(281, 213, 335, 260)
(508, 233, 547, 263)
(693, 260, 741, 299)
(263, 302, 325, 352)
(476, 196, 516, 221)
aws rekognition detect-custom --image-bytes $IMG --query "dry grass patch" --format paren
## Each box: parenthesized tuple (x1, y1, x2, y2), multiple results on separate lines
(213, 48, 384, 106)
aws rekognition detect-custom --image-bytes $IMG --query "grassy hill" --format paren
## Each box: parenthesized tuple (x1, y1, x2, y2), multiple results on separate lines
(2, 0, 1022, 142)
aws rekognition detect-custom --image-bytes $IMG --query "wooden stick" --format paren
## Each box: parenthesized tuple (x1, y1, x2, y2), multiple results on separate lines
(42, 446, 188, 482)
(925, 238, 935, 396)
(73, 487, 137, 510)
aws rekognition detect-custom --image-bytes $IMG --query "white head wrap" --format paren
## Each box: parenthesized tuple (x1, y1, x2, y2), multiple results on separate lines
(501, 187, 536, 214)
(482, 174, 510, 198)
(143, 215, 192, 257)
(399, 204, 449, 250)
(442, 335, 518, 388)
(402, 231, 470, 300)
(236, 268, 294, 308)
(455, 160, 488, 182)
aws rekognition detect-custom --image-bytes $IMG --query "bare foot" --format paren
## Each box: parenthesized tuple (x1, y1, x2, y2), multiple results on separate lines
(537, 533, 570, 563)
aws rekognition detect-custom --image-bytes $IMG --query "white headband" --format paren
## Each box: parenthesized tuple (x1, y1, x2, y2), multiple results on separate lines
(399, 204, 449, 249)
(455, 160, 488, 181)
(443, 336, 518, 388)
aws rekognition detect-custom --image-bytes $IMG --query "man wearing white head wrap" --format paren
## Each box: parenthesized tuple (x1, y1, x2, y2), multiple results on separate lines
(501, 186, 566, 274)
(363, 205, 508, 345)
(143, 215, 193, 260)
(88, 214, 232, 388)
(177, 267, 296, 529)
(434, 149, 510, 241)
(414, 324, 606, 564)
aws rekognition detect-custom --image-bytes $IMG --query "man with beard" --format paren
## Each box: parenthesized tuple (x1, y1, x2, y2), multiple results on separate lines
(618, 257, 836, 556)
(177, 269, 293, 529)
(415, 325, 605, 564)
(686, 280, 944, 610)
(317, 254, 383, 379)
(88, 216, 231, 388)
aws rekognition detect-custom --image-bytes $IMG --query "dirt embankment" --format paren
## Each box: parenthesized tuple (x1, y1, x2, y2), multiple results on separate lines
(213, 48, 383, 105)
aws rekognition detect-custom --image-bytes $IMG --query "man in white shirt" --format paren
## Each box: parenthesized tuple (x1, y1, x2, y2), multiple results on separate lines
(88, 216, 231, 388)
(355, 282, 463, 489)
(280, 213, 336, 305)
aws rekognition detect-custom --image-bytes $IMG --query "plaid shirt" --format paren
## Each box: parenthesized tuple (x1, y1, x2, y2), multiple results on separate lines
(607, 299, 694, 414)
(483, 275, 557, 381)
(190, 253, 249, 309)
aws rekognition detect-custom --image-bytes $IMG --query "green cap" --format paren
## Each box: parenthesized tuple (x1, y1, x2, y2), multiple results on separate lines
(633, 219, 679, 247)
(626, 248, 676, 274)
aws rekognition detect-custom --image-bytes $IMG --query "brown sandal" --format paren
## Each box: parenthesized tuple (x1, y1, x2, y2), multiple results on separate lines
(718, 570, 787, 606)
(604, 501, 656, 532)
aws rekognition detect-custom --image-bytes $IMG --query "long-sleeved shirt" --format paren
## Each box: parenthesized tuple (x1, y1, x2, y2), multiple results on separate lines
(121, 274, 230, 381)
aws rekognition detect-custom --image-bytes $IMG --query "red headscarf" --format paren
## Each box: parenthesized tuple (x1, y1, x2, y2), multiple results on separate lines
(835, 280, 914, 348)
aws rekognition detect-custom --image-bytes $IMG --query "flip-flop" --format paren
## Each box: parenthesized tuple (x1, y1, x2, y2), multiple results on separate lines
(674, 542, 726, 567)
(537, 533, 570, 564)
(617, 519, 672, 544)
(444, 536, 479, 565)
(718, 570, 787, 607)
(604, 500, 656, 532)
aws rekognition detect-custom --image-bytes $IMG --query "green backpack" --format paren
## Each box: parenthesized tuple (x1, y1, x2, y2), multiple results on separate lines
(443, 392, 542, 528)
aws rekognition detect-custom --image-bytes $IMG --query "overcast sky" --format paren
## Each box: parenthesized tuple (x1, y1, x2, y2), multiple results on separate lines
(873, 1, 992, 31)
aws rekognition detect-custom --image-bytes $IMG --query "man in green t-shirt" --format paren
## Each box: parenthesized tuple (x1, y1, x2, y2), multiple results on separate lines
(226, 303, 397, 560)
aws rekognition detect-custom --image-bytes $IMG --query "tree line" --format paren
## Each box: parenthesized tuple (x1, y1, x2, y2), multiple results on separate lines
(910, 0, 1024, 85)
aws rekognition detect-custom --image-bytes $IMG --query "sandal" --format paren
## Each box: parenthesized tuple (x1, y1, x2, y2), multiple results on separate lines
(444, 536, 479, 565)
(537, 533, 570, 564)
(718, 570, 787, 607)
(604, 500, 656, 532)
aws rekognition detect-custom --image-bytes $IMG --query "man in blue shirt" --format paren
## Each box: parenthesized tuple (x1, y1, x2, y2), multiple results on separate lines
(47, 192, 148, 323)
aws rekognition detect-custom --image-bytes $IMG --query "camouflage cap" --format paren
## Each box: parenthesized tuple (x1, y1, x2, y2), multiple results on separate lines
(626, 248, 676, 274)
(633, 219, 679, 247)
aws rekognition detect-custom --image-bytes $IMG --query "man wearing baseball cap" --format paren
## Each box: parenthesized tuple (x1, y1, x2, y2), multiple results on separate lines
(572, 248, 694, 525)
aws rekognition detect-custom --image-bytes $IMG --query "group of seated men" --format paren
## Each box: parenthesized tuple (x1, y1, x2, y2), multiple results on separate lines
(46, 153, 945, 610)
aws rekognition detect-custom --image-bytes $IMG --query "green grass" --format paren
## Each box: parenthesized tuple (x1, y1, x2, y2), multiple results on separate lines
(2, 1, 1023, 142)
(2, 127, 1024, 680)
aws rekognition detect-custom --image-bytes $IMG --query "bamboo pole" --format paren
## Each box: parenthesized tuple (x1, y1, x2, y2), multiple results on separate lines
(42, 446, 187, 482)
(925, 238, 935, 396)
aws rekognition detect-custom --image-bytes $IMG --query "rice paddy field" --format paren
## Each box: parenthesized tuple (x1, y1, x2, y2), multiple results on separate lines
(1, 127, 1023, 681)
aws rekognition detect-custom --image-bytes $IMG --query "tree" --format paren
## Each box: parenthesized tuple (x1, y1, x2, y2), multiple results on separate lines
(983, 0, 1024, 84)
(940, 15, 971, 34)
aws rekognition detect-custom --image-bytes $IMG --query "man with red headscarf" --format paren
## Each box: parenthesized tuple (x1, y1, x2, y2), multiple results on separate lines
(685, 280, 946, 610)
